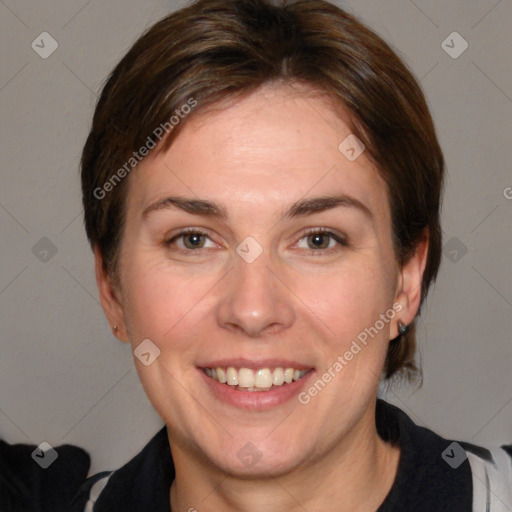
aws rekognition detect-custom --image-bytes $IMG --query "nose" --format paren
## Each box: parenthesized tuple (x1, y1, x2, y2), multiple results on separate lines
(216, 249, 295, 338)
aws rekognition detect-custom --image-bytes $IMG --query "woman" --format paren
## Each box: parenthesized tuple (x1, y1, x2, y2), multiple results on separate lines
(72, 0, 512, 510)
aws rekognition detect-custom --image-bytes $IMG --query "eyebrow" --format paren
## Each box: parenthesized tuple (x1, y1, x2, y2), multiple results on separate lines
(142, 194, 373, 221)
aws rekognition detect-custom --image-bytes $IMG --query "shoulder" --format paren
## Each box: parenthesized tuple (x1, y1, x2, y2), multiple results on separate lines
(70, 426, 173, 512)
(0, 438, 90, 512)
(461, 442, 512, 510)
(376, 399, 512, 511)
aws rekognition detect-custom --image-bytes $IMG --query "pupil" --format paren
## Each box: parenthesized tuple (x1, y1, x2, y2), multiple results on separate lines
(186, 234, 203, 248)
(310, 234, 327, 249)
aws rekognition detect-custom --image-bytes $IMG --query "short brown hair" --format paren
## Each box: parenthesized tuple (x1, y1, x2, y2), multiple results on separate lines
(81, 0, 444, 381)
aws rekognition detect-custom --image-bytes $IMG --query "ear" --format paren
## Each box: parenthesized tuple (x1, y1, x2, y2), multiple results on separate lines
(94, 245, 129, 343)
(391, 228, 430, 339)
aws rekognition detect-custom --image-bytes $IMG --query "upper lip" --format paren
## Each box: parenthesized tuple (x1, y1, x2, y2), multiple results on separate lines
(199, 358, 314, 370)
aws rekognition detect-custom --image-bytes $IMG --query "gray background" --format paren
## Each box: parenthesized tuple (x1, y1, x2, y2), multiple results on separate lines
(0, 0, 511, 475)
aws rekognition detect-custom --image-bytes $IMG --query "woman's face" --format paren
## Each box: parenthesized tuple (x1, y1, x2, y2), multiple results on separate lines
(100, 84, 419, 476)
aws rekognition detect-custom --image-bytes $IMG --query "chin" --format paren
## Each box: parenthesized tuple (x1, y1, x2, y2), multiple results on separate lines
(203, 432, 313, 478)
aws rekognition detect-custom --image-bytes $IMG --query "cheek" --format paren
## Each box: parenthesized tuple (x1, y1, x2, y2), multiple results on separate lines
(121, 257, 217, 346)
(288, 266, 393, 408)
(297, 260, 391, 332)
(291, 261, 395, 385)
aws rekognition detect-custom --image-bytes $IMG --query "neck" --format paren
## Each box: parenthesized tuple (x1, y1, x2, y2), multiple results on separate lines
(169, 402, 400, 512)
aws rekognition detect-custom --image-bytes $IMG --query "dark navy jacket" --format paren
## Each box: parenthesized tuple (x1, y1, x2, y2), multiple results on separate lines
(0, 439, 89, 512)
(71, 400, 512, 511)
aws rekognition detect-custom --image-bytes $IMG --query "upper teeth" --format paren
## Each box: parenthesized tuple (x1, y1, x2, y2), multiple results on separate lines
(204, 367, 310, 389)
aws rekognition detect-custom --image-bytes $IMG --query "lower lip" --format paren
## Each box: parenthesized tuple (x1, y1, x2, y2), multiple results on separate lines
(198, 368, 315, 411)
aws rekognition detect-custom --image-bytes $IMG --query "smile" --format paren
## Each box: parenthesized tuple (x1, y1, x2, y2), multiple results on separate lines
(202, 366, 312, 391)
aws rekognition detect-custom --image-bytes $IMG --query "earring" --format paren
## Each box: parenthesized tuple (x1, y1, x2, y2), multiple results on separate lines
(398, 321, 409, 336)
(112, 325, 118, 335)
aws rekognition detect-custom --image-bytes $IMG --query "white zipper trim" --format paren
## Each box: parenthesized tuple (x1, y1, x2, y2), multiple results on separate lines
(467, 447, 512, 512)
(84, 473, 113, 512)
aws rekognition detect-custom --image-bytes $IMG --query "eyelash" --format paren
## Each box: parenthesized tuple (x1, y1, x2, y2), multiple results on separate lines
(164, 227, 348, 256)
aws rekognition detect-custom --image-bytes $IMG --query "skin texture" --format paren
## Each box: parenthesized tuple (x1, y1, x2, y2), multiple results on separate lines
(95, 83, 428, 511)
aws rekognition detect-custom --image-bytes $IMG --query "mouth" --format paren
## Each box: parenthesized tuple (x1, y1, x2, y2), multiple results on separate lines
(201, 366, 313, 391)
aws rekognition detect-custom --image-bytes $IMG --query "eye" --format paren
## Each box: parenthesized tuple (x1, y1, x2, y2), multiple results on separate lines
(296, 229, 347, 253)
(165, 229, 218, 251)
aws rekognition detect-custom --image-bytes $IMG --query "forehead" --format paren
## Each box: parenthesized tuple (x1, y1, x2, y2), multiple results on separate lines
(127, 84, 390, 224)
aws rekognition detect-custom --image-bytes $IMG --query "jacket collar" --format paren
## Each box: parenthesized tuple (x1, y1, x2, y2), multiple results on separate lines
(93, 399, 473, 511)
